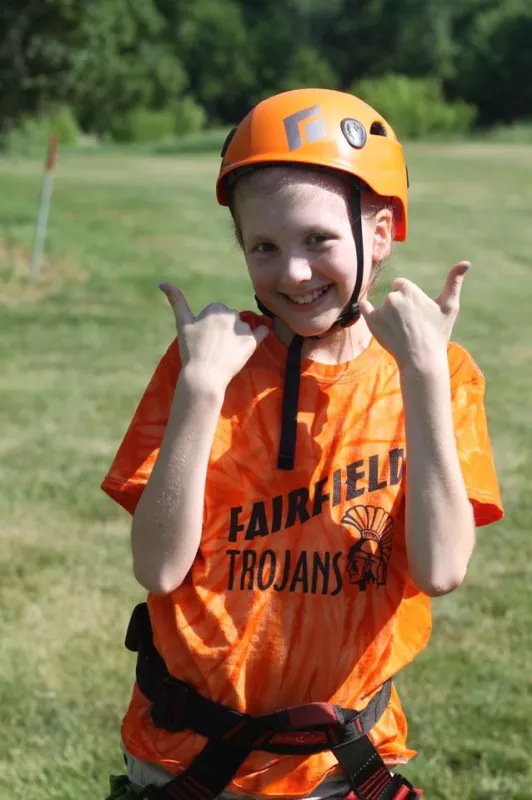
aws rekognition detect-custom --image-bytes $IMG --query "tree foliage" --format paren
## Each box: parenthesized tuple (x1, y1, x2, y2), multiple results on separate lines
(0, 0, 529, 136)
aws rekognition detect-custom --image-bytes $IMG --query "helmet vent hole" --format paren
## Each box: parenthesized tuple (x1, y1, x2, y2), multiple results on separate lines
(370, 121, 388, 137)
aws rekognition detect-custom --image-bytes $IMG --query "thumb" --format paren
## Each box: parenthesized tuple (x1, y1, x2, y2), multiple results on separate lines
(358, 298, 375, 319)
(253, 325, 270, 346)
(436, 261, 470, 312)
(159, 283, 194, 327)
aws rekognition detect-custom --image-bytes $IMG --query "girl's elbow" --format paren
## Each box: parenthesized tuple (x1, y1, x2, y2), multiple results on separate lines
(132, 559, 185, 596)
(416, 562, 469, 597)
(423, 573, 465, 597)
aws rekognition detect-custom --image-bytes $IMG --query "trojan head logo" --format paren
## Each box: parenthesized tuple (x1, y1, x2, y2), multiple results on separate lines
(342, 506, 393, 591)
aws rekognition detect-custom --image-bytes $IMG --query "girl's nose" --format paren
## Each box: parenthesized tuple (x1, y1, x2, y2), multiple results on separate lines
(281, 255, 313, 286)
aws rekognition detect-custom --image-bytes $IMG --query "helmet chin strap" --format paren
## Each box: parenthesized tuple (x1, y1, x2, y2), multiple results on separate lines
(266, 185, 366, 470)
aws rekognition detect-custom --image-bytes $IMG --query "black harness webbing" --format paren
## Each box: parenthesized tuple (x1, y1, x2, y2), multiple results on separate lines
(125, 603, 422, 800)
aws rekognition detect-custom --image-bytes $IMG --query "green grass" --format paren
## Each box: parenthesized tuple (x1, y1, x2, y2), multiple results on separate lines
(1, 143, 531, 799)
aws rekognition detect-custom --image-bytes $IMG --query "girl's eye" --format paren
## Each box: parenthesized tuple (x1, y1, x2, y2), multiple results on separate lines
(308, 233, 330, 246)
(253, 242, 277, 254)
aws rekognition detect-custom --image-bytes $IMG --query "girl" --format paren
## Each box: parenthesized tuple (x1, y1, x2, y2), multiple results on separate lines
(102, 89, 503, 800)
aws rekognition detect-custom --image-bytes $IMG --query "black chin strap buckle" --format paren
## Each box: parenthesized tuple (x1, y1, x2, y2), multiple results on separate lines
(337, 301, 361, 328)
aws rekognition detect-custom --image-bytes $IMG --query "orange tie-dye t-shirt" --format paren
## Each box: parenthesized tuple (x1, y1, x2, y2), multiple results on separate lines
(102, 312, 503, 799)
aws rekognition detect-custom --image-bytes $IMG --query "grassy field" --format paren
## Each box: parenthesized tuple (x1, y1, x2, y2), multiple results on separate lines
(0, 142, 531, 800)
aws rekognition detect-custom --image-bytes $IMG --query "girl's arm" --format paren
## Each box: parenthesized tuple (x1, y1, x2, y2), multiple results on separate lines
(360, 261, 478, 596)
(131, 369, 224, 595)
(400, 358, 475, 596)
(131, 286, 268, 595)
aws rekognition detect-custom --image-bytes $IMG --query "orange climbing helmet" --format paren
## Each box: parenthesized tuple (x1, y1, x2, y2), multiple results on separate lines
(216, 89, 410, 472)
(216, 87, 409, 240)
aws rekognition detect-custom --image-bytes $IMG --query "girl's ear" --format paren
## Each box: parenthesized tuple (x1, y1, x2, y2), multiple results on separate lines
(372, 208, 393, 263)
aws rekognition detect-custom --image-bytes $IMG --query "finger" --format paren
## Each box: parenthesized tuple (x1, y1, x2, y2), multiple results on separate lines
(159, 283, 194, 326)
(385, 290, 405, 307)
(436, 261, 471, 312)
(253, 325, 270, 345)
(391, 277, 413, 293)
(358, 298, 375, 318)
(202, 302, 231, 315)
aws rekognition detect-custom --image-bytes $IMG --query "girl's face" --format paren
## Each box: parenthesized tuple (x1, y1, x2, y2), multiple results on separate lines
(234, 168, 392, 339)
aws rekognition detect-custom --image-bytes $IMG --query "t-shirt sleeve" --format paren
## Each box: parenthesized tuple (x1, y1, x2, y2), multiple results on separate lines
(101, 340, 181, 515)
(448, 343, 503, 527)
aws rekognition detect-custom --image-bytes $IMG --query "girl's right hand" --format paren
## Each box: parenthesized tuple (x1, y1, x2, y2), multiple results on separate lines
(159, 283, 269, 391)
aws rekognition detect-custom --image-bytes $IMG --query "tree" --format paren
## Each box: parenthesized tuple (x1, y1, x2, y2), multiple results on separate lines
(169, 0, 255, 124)
(0, 0, 186, 133)
(316, 0, 454, 88)
(448, 0, 532, 124)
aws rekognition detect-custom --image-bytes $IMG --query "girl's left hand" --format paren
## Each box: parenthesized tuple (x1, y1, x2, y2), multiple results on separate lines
(359, 261, 470, 372)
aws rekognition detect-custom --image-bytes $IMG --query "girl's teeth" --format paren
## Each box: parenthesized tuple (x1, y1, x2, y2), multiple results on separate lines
(289, 286, 329, 305)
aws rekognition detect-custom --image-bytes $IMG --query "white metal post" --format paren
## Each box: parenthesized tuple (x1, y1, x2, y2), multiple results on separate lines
(30, 133, 58, 278)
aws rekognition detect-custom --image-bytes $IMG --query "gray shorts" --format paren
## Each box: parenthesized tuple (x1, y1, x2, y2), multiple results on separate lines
(121, 742, 351, 799)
